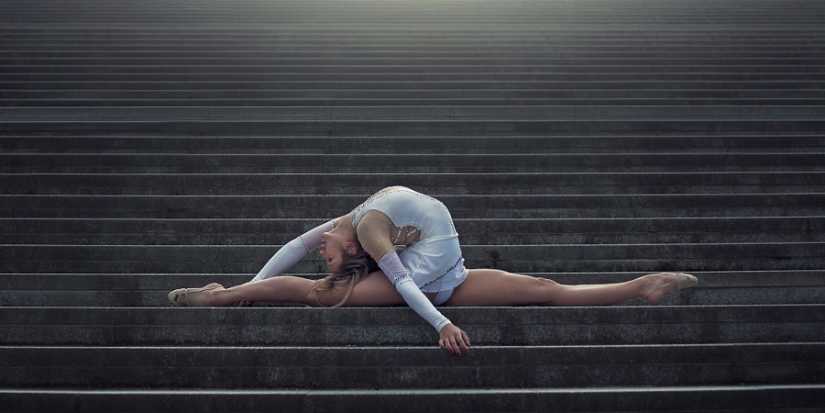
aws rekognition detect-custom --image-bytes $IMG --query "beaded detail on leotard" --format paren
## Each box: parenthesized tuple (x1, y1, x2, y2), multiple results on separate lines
(351, 187, 445, 229)
(417, 256, 464, 289)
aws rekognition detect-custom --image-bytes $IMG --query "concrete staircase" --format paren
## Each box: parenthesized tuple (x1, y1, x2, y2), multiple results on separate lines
(1, 0, 824, 411)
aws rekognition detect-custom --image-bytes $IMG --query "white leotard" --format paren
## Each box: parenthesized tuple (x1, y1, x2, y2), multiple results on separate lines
(351, 186, 468, 293)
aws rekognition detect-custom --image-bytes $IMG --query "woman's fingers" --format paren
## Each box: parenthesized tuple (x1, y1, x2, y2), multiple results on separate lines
(439, 338, 455, 355)
(438, 324, 471, 356)
(459, 330, 471, 353)
(449, 336, 461, 356)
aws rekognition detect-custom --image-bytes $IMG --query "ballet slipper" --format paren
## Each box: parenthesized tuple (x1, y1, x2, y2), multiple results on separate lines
(167, 284, 221, 307)
(644, 272, 698, 303)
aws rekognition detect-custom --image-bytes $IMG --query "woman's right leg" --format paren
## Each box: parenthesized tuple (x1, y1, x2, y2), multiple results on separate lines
(444, 269, 694, 306)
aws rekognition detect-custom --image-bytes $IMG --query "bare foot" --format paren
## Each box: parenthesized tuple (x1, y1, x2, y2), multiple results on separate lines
(643, 273, 698, 303)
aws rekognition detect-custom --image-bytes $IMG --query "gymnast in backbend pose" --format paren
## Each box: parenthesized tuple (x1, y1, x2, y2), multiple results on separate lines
(168, 186, 697, 356)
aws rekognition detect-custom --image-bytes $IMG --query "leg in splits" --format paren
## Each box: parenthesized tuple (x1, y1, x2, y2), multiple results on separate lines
(443, 269, 693, 306)
(339, 270, 692, 307)
(169, 272, 408, 307)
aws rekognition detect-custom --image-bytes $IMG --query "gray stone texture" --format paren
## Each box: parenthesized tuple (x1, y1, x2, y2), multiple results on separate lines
(1, 0, 824, 411)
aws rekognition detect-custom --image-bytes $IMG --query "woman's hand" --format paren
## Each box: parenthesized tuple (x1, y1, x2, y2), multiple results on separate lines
(438, 323, 471, 356)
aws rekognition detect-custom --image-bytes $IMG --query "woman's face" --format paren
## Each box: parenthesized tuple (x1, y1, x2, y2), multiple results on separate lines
(319, 229, 349, 274)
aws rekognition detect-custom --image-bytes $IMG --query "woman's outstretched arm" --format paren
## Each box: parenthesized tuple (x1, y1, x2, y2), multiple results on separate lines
(249, 220, 334, 282)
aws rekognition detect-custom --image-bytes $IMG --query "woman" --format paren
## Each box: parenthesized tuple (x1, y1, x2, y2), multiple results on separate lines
(168, 186, 698, 356)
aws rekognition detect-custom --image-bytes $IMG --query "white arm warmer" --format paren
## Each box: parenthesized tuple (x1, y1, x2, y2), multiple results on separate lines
(251, 220, 334, 282)
(378, 251, 451, 332)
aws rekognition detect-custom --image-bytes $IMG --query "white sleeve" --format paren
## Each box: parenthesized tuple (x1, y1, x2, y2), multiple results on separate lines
(378, 251, 451, 332)
(250, 220, 334, 282)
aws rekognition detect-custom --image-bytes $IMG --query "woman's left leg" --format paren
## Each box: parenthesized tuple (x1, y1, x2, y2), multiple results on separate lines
(172, 276, 321, 307)
(171, 271, 432, 307)
(443, 269, 692, 307)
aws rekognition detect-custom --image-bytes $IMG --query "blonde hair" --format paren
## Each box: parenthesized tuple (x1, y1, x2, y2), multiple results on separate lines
(311, 248, 379, 307)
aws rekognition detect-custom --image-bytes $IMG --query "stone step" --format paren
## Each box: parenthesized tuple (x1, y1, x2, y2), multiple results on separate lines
(3, 217, 822, 245)
(2, 343, 823, 389)
(5, 120, 824, 135)
(1, 385, 824, 413)
(2, 25, 822, 34)
(31, 8, 799, 20)
(4, 98, 824, 108)
(4, 153, 824, 173)
(4, 64, 824, 76)
(2, 84, 821, 101)
(0, 0, 820, 13)
(5, 64, 822, 77)
(190, 40, 815, 48)
(30, 21, 816, 27)
(4, 35, 821, 45)
(1, 10, 821, 25)
(4, 22, 822, 30)
(4, 90, 823, 104)
(3, 134, 823, 153)
(4, 79, 824, 92)
(7, 98, 825, 108)
(4, 106, 823, 123)
(3, 78, 820, 89)
(4, 193, 822, 219)
(2, 37, 822, 47)
(1, 304, 823, 346)
(5, 99, 824, 108)
(9, 55, 822, 65)
(2, 270, 822, 307)
(3, 172, 822, 196)
(3, 242, 823, 274)
(7, 49, 825, 59)
(1, 27, 821, 39)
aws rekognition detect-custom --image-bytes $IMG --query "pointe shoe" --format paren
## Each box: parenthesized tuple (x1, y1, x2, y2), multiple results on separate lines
(167, 284, 220, 307)
(644, 272, 698, 303)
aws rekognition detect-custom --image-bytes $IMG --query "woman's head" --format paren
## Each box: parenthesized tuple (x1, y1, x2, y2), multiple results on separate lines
(312, 246, 379, 307)
(319, 224, 360, 274)
(312, 233, 379, 307)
